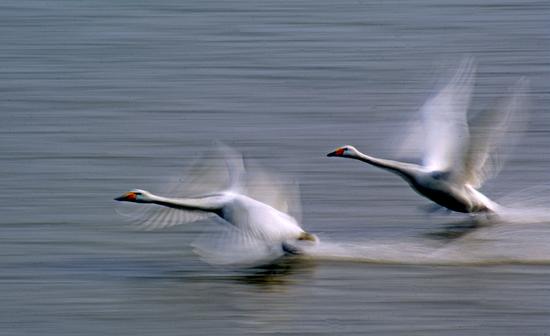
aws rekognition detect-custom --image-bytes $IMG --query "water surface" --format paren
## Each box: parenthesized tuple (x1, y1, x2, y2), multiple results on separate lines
(1, 0, 550, 334)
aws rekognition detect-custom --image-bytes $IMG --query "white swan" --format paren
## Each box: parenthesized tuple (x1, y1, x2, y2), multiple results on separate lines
(115, 146, 317, 266)
(327, 59, 528, 214)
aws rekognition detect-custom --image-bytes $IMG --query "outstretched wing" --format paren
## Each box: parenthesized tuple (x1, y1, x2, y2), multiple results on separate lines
(167, 144, 302, 221)
(420, 57, 476, 172)
(116, 144, 244, 229)
(241, 161, 303, 224)
(191, 223, 285, 266)
(460, 78, 529, 188)
(165, 143, 245, 198)
(116, 144, 302, 231)
(115, 203, 211, 230)
(171, 143, 302, 222)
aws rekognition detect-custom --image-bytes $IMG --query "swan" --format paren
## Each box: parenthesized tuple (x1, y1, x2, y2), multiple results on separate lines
(327, 58, 528, 214)
(114, 146, 317, 266)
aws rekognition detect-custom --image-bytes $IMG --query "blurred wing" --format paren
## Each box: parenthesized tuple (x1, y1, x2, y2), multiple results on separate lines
(395, 118, 424, 162)
(461, 78, 529, 188)
(115, 143, 244, 230)
(241, 162, 303, 224)
(116, 143, 303, 233)
(163, 144, 301, 222)
(165, 143, 245, 198)
(191, 224, 284, 266)
(421, 58, 475, 172)
(115, 202, 211, 230)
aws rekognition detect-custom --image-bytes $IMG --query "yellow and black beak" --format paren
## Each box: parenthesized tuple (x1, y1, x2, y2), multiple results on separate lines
(327, 147, 345, 157)
(114, 192, 137, 202)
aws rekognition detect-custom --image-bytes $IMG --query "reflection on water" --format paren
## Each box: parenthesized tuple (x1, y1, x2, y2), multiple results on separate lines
(424, 218, 483, 240)
(221, 258, 317, 289)
(2, 0, 550, 334)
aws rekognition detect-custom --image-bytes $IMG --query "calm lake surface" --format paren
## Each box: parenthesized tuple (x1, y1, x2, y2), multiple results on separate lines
(2, 0, 550, 335)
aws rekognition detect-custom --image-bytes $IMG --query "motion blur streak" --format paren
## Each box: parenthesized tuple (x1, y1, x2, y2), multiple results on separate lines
(1, 0, 549, 335)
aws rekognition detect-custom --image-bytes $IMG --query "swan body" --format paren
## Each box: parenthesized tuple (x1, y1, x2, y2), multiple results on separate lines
(327, 58, 527, 214)
(115, 189, 314, 245)
(114, 146, 316, 265)
(327, 147, 498, 213)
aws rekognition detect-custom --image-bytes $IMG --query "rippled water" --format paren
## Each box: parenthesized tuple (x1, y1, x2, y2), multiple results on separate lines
(2, 0, 550, 334)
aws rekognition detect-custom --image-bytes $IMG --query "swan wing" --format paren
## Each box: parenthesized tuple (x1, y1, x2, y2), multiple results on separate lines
(116, 202, 212, 230)
(167, 143, 245, 198)
(241, 163, 303, 224)
(419, 58, 476, 172)
(191, 223, 285, 266)
(460, 78, 529, 188)
(158, 144, 300, 219)
(117, 144, 302, 237)
(115, 144, 244, 229)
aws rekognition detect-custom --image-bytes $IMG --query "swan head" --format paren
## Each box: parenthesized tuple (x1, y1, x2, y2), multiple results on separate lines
(114, 189, 154, 203)
(326, 145, 360, 158)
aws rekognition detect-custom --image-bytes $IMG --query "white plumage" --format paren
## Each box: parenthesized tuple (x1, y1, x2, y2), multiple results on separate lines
(328, 58, 529, 214)
(115, 146, 316, 266)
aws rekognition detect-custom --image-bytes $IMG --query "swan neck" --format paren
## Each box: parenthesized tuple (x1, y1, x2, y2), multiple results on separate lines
(352, 152, 418, 179)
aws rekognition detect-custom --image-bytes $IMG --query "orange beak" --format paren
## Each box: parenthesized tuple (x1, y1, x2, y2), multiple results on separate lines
(327, 147, 345, 157)
(114, 192, 137, 202)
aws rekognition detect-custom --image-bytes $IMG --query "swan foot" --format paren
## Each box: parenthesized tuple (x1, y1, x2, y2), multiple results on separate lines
(281, 242, 304, 255)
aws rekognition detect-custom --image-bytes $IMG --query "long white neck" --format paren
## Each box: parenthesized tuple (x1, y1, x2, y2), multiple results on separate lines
(349, 151, 422, 181)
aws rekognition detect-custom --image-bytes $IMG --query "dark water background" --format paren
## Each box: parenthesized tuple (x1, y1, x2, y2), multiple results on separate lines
(2, 0, 550, 334)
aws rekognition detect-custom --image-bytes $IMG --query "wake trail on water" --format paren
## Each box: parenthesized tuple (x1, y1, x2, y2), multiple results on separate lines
(301, 186, 550, 266)
(117, 182, 550, 267)
(303, 225, 550, 265)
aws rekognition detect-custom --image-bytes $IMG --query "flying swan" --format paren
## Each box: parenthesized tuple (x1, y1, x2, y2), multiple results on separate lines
(327, 58, 528, 214)
(115, 146, 317, 266)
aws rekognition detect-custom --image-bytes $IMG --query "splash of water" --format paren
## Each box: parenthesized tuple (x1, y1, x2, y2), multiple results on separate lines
(303, 222, 550, 265)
